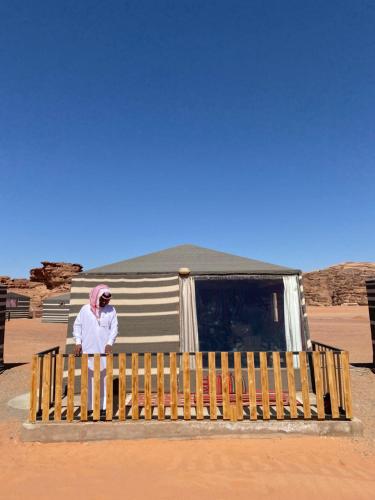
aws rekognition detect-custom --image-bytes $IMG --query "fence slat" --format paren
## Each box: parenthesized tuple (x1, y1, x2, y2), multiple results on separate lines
(221, 352, 230, 420)
(272, 352, 284, 420)
(234, 352, 243, 421)
(183, 352, 191, 420)
(106, 354, 113, 421)
(93, 354, 100, 421)
(80, 354, 88, 421)
(42, 354, 52, 422)
(247, 352, 257, 420)
(285, 352, 297, 419)
(312, 351, 325, 419)
(299, 352, 311, 419)
(118, 353, 126, 421)
(132, 353, 139, 420)
(326, 351, 339, 418)
(170, 353, 178, 420)
(195, 352, 204, 420)
(341, 351, 353, 419)
(67, 355, 75, 422)
(208, 352, 217, 420)
(157, 353, 164, 420)
(144, 353, 152, 420)
(29, 355, 38, 423)
(54, 354, 63, 421)
(260, 352, 270, 419)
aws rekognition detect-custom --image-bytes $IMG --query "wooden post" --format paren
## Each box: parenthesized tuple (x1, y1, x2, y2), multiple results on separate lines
(260, 352, 270, 420)
(299, 352, 311, 419)
(131, 353, 139, 420)
(230, 404, 237, 422)
(234, 352, 243, 421)
(221, 352, 230, 420)
(42, 354, 52, 422)
(195, 352, 203, 420)
(80, 354, 88, 421)
(106, 354, 113, 421)
(312, 351, 325, 419)
(247, 352, 257, 421)
(157, 353, 164, 420)
(183, 352, 191, 420)
(326, 351, 339, 418)
(93, 354, 101, 421)
(67, 354, 75, 422)
(170, 353, 178, 420)
(118, 353, 126, 421)
(285, 352, 297, 419)
(54, 354, 63, 421)
(29, 355, 38, 423)
(144, 353, 152, 420)
(208, 352, 217, 420)
(272, 352, 284, 420)
(341, 351, 353, 419)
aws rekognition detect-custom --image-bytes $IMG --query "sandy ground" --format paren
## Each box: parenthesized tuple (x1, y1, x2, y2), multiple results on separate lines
(0, 308, 374, 499)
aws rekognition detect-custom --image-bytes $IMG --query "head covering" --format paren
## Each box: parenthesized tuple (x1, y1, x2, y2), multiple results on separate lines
(89, 284, 111, 318)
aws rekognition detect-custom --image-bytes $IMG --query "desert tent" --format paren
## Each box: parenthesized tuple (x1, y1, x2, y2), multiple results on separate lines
(65, 244, 310, 356)
(366, 279, 375, 366)
(6, 291, 31, 319)
(42, 293, 70, 323)
(0, 285, 6, 368)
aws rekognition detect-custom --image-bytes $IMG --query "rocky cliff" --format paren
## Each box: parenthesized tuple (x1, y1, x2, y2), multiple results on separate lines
(303, 262, 375, 306)
(0, 262, 83, 315)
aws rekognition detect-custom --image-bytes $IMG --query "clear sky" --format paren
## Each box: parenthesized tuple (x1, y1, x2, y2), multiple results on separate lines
(1, 1, 374, 277)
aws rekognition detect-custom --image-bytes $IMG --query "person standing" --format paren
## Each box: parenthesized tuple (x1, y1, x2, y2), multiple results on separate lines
(73, 284, 118, 411)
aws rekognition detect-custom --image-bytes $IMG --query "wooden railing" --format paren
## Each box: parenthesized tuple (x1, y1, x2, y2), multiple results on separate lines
(29, 350, 353, 423)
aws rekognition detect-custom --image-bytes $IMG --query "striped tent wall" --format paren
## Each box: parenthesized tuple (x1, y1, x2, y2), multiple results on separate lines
(6, 292, 31, 319)
(366, 279, 375, 366)
(65, 274, 180, 356)
(0, 285, 6, 366)
(42, 293, 70, 323)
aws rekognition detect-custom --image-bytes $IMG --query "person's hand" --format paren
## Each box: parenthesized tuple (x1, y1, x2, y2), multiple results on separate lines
(74, 344, 82, 357)
(105, 344, 113, 355)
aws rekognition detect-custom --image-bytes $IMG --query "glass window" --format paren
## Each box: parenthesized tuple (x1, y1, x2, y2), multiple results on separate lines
(195, 278, 286, 352)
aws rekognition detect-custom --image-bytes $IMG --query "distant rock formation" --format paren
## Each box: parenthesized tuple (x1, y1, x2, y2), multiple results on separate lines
(30, 261, 83, 289)
(0, 262, 83, 316)
(303, 262, 375, 306)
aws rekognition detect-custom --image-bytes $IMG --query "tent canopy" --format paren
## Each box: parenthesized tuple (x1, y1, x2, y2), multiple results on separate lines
(86, 244, 300, 276)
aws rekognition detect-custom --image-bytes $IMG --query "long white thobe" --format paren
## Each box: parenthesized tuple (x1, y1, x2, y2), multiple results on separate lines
(73, 304, 118, 410)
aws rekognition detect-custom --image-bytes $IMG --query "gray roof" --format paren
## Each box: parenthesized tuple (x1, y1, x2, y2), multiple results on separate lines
(6, 291, 30, 299)
(85, 244, 299, 275)
(44, 293, 70, 302)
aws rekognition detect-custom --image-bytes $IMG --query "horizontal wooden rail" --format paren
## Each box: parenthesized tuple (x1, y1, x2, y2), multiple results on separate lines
(29, 350, 353, 423)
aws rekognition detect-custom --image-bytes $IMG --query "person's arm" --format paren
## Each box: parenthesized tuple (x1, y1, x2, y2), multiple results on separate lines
(105, 309, 118, 354)
(73, 309, 83, 356)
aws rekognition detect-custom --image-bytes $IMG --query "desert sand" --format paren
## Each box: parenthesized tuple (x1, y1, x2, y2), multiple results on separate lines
(0, 307, 374, 499)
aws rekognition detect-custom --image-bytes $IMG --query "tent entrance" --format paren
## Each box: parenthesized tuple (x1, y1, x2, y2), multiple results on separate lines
(194, 278, 286, 352)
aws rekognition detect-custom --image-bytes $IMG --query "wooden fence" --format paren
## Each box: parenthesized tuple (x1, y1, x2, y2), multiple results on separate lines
(29, 350, 352, 423)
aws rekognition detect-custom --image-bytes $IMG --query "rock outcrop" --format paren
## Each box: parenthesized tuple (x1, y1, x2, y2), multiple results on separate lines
(0, 262, 83, 316)
(30, 261, 83, 289)
(303, 262, 375, 306)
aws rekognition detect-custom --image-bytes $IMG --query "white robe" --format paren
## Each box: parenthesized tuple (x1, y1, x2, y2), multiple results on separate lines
(72, 304, 118, 410)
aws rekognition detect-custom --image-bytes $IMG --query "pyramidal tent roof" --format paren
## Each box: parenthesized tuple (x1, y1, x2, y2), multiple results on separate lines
(85, 244, 299, 276)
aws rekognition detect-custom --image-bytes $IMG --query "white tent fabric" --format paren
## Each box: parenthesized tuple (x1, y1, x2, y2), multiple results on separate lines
(283, 275, 303, 353)
(179, 277, 199, 356)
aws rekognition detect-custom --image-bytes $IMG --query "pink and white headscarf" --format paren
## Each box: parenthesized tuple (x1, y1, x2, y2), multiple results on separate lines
(89, 284, 111, 318)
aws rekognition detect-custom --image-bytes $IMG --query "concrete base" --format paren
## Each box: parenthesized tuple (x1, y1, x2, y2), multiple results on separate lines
(21, 418, 363, 443)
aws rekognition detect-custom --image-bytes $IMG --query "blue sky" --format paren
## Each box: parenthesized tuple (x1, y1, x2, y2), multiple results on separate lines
(1, 1, 374, 277)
